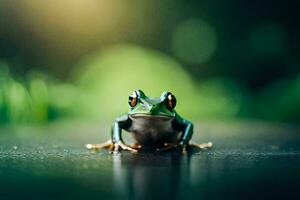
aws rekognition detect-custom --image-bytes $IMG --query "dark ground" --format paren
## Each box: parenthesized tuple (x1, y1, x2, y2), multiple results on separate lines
(0, 121, 299, 200)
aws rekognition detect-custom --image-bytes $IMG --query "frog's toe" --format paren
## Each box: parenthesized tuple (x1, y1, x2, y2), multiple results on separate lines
(130, 143, 142, 149)
(86, 140, 113, 150)
(112, 142, 138, 153)
(189, 141, 213, 149)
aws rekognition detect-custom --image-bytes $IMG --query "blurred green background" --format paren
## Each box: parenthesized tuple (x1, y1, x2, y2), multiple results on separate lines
(0, 0, 299, 125)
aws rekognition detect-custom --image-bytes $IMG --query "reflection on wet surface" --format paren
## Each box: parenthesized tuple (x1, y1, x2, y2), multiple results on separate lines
(0, 122, 299, 199)
(110, 150, 300, 200)
(112, 152, 190, 200)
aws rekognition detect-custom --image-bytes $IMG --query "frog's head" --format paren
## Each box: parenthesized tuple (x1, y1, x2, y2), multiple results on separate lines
(128, 90, 177, 118)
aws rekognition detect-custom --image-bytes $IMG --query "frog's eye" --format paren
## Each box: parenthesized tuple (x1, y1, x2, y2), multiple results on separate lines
(166, 93, 176, 110)
(128, 91, 138, 107)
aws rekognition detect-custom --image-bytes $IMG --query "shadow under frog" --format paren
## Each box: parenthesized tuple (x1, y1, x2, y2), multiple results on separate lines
(112, 152, 192, 200)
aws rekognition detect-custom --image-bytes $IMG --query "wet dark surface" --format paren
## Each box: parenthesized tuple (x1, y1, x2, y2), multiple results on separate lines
(0, 121, 299, 200)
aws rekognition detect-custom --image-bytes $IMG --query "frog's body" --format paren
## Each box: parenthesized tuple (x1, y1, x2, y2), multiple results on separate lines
(129, 114, 178, 147)
(87, 90, 212, 152)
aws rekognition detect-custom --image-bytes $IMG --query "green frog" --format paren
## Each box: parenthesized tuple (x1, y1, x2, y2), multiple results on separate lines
(86, 90, 212, 153)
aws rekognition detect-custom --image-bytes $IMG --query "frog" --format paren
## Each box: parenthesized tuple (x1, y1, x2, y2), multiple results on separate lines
(86, 90, 212, 153)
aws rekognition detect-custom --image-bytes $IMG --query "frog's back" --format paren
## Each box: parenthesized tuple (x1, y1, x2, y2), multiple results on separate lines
(128, 115, 180, 148)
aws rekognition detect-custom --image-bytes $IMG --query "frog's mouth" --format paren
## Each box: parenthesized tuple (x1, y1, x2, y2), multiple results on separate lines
(129, 113, 173, 120)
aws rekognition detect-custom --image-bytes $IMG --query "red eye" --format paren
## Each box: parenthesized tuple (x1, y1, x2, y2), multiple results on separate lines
(128, 91, 138, 107)
(167, 93, 176, 110)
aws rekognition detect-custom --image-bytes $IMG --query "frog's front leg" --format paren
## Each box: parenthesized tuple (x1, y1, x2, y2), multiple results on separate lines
(174, 116, 194, 152)
(179, 120, 193, 148)
(159, 115, 212, 152)
(158, 116, 193, 152)
(110, 115, 138, 153)
(176, 116, 213, 150)
(86, 115, 138, 153)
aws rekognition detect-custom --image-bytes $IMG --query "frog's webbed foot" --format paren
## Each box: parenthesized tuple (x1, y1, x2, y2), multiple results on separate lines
(113, 142, 139, 153)
(86, 140, 138, 153)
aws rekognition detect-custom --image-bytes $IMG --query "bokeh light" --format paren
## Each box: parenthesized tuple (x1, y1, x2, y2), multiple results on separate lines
(171, 18, 218, 65)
